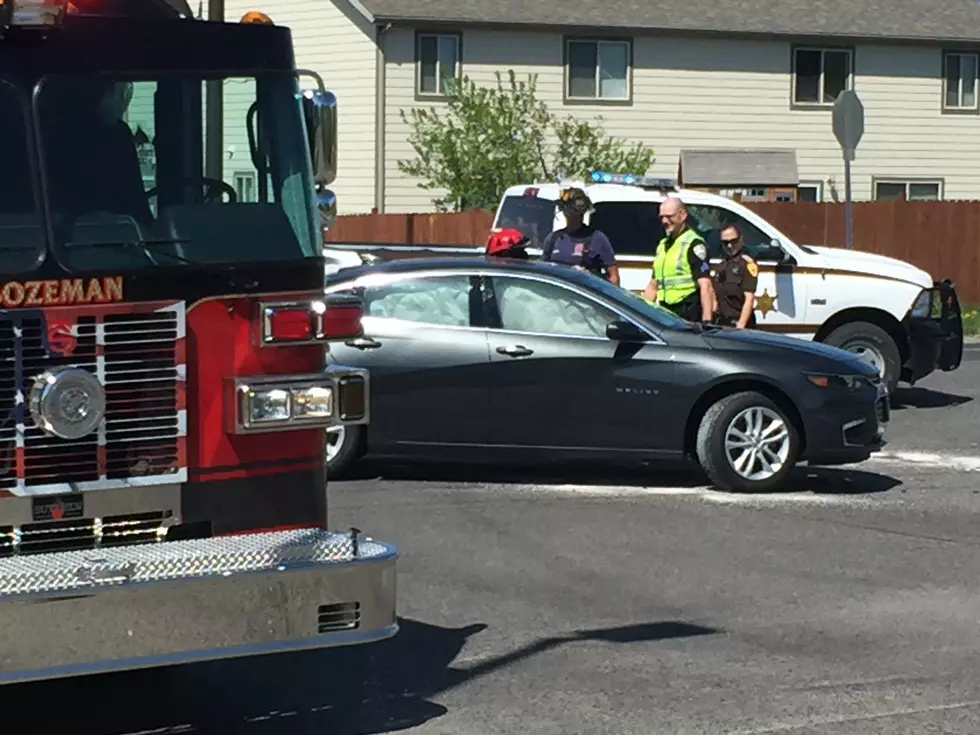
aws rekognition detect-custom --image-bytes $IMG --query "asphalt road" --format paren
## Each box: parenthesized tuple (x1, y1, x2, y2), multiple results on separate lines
(11, 344, 980, 734)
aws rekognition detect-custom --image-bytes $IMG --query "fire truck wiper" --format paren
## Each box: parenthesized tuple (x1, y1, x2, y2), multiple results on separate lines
(66, 238, 259, 289)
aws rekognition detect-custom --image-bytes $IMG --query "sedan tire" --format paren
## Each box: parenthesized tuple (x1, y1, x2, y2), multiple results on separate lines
(695, 391, 799, 493)
(326, 424, 363, 478)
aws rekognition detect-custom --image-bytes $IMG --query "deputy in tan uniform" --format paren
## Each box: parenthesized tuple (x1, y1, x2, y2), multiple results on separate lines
(712, 224, 758, 328)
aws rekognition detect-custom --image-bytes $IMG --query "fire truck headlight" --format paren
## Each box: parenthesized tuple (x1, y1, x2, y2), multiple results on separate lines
(247, 388, 291, 424)
(229, 374, 354, 434)
(290, 385, 334, 418)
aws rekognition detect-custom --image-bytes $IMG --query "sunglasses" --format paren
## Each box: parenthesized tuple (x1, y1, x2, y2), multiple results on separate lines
(721, 238, 741, 246)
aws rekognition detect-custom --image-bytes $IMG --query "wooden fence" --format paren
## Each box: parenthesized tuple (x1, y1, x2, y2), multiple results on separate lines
(325, 201, 980, 303)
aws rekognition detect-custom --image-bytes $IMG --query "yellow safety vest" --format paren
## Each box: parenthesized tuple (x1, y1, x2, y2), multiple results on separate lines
(653, 228, 704, 305)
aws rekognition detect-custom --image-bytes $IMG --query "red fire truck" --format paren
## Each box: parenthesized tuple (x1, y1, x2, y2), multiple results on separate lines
(0, 0, 397, 683)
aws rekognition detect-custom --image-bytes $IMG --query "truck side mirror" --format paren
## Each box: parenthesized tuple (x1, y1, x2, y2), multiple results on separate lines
(300, 88, 338, 231)
(301, 89, 337, 188)
(318, 189, 337, 230)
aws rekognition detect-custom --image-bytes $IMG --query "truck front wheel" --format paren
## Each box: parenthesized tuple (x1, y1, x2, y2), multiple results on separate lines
(822, 321, 901, 393)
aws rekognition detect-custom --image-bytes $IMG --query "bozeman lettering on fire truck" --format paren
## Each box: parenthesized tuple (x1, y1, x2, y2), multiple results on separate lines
(0, 277, 123, 307)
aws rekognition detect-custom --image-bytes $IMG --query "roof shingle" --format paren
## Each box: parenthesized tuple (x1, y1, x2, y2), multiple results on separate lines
(354, 0, 980, 44)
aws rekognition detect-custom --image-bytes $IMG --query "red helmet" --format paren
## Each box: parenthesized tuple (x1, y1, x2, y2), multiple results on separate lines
(486, 228, 529, 256)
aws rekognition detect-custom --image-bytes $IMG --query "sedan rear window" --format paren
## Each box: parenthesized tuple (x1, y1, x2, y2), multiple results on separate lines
(494, 195, 555, 248)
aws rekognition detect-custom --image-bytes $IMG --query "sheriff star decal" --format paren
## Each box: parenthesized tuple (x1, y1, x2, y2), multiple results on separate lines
(755, 288, 777, 318)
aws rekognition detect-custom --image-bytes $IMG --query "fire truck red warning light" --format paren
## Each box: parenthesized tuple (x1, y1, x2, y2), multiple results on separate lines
(322, 305, 362, 339)
(268, 308, 314, 341)
(259, 298, 364, 345)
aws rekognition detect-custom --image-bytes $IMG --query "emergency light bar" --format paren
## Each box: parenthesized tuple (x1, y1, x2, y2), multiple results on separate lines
(0, 0, 66, 28)
(589, 171, 678, 190)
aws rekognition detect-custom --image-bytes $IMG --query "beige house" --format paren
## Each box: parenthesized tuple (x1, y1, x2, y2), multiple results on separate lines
(219, 0, 980, 214)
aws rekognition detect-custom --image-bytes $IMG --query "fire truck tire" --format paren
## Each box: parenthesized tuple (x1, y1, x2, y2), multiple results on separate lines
(325, 425, 363, 477)
(695, 390, 799, 493)
(822, 321, 901, 394)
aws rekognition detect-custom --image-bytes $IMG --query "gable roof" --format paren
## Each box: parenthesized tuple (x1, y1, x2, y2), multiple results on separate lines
(352, 0, 980, 44)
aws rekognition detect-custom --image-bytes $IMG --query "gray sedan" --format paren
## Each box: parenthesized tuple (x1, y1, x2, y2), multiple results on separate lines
(323, 257, 888, 493)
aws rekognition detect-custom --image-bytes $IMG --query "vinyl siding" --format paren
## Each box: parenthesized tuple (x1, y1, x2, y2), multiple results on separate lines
(384, 28, 980, 211)
(215, 0, 378, 214)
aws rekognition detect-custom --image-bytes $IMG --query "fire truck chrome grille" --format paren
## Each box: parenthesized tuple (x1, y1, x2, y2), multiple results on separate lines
(0, 529, 390, 596)
(0, 302, 186, 496)
(0, 511, 171, 557)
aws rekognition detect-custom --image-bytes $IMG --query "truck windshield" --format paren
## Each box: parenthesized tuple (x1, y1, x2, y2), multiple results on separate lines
(34, 71, 320, 272)
(0, 78, 47, 273)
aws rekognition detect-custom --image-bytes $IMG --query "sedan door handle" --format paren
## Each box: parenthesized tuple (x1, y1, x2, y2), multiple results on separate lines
(496, 344, 534, 357)
(345, 337, 382, 350)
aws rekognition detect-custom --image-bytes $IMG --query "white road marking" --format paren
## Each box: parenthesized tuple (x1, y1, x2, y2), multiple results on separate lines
(865, 450, 980, 472)
(518, 484, 877, 505)
(504, 450, 980, 504)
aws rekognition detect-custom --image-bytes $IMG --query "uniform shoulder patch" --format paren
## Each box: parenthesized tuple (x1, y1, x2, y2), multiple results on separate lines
(693, 243, 707, 260)
(746, 261, 759, 277)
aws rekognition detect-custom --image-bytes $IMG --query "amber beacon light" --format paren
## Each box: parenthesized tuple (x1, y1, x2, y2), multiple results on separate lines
(240, 9, 272, 23)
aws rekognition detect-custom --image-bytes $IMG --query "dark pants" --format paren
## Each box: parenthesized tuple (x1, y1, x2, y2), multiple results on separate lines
(660, 295, 702, 322)
(715, 312, 758, 328)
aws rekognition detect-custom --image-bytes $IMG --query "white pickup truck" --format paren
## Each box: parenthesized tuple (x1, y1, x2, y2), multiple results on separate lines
(323, 173, 964, 393)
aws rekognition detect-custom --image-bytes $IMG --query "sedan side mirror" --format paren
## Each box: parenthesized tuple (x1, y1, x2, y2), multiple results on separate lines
(606, 320, 650, 342)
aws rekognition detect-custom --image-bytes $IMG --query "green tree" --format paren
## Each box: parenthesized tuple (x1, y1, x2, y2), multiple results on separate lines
(397, 70, 656, 212)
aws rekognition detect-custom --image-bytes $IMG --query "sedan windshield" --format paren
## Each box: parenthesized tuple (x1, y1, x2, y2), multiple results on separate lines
(34, 71, 319, 271)
(564, 268, 695, 331)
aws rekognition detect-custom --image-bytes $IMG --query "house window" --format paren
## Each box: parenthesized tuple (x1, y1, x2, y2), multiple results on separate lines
(566, 39, 631, 101)
(873, 180, 942, 201)
(793, 47, 852, 105)
(798, 182, 822, 202)
(944, 52, 978, 110)
(234, 171, 257, 202)
(416, 33, 460, 96)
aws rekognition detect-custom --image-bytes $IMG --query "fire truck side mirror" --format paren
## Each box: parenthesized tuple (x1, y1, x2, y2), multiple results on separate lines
(318, 189, 337, 230)
(301, 89, 337, 188)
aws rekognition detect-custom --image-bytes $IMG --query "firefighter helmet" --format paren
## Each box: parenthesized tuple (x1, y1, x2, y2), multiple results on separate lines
(486, 228, 529, 256)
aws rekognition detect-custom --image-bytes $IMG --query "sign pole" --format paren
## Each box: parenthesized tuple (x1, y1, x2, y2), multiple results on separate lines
(832, 90, 865, 251)
(844, 150, 853, 250)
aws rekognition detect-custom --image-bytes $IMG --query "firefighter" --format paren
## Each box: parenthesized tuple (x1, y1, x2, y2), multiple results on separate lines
(643, 196, 714, 322)
(712, 224, 758, 328)
(486, 228, 530, 259)
(540, 187, 620, 286)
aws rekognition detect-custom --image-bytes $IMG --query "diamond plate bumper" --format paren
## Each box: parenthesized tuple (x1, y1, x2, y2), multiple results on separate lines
(0, 528, 398, 683)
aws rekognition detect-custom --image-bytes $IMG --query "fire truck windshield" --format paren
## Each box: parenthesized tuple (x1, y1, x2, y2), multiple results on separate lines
(0, 78, 47, 273)
(28, 70, 320, 273)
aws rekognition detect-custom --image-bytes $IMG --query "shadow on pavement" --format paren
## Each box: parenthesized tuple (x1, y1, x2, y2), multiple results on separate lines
(345, 458, 901, 497)
(891, 386, 973, 410)
(16, 617, 719, 734)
